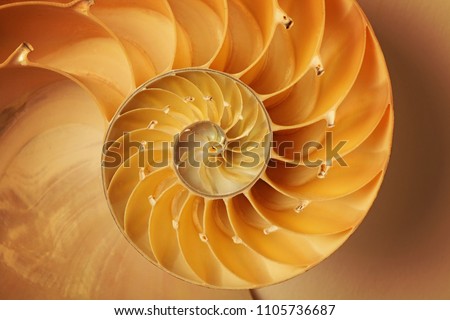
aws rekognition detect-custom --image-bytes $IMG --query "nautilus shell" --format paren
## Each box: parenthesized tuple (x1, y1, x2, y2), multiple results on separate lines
(0, 0, 393, 294)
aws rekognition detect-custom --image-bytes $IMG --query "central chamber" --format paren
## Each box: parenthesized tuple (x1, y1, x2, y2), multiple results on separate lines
(170, 70, 272, 198)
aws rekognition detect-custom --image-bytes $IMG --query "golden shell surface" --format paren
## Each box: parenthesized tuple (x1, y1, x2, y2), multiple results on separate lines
(0, 0, 393, 294)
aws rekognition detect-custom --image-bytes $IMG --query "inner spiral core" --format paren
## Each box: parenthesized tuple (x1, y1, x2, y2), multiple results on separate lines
(106, 68, 273, 199)
(168, 70, 272, 198)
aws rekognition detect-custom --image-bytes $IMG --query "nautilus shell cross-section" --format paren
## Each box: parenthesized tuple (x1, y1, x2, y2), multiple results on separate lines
(0, 0, 393, 293)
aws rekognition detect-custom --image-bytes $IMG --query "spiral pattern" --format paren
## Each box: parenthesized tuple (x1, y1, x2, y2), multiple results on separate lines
(0, 0, 393, 290)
